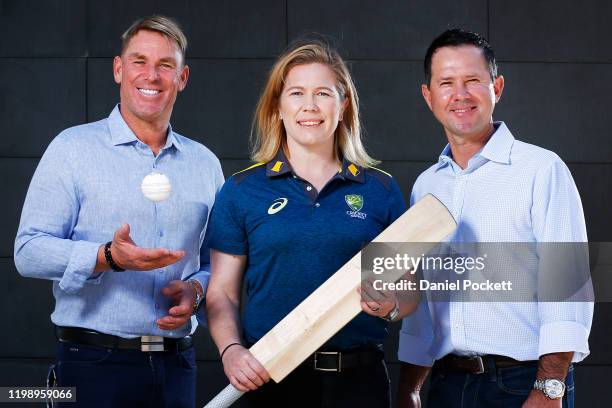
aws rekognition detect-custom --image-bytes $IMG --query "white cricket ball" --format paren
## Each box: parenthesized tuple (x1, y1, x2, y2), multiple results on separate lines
(141, 172, 172, 202)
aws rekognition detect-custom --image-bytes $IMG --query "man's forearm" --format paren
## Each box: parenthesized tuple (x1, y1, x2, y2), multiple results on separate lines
(522, 352, 574, 406)
(397, 362, 431, 408)
(536, 352, 573, 380)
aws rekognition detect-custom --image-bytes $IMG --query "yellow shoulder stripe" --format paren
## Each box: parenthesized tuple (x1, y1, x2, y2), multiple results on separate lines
(368, 166, 393, 178)
(232, 162, 265, 176)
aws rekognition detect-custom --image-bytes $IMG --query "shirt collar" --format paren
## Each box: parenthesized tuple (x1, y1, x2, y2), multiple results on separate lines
(265, 149, 365, 183)
(435, 121, 514, 170)
(266, 149, 293, 177)
(436, 144, 454, 169)
(479, 121, 513, 164)
(107, 104, 182, 152)
(339, 157, 365, 183)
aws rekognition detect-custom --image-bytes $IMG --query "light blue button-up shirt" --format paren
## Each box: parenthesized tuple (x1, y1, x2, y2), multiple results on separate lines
(398, 122, 593, 365)
(15, 106, 224, 338)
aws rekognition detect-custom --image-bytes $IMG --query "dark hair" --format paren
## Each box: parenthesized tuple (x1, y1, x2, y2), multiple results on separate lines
(424, 28, 497, 85)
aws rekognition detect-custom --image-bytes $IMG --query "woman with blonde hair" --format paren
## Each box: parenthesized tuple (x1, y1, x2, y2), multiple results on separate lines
(206, 39, 414, 407)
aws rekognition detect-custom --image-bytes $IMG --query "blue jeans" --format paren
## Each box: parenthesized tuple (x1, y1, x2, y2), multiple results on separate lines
(48, 341, 196, 408)
(427, 362, 574, 408)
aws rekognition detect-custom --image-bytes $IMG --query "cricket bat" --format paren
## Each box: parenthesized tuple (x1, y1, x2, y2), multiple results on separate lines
(203, 193, 456, 408)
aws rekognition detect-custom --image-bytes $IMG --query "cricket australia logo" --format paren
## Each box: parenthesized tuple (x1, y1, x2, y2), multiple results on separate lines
(345, 194, 367, 219)
(268, 198, 288, 215)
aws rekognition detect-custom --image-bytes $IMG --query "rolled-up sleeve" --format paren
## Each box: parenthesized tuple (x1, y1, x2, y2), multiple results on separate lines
(14, 133, 103, 293)
(398, 299, 436, 367)
(532, 158, 593, 362)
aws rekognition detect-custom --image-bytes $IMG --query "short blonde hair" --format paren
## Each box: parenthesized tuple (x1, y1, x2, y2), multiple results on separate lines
(121, 15, 187, 65)
(251, 39, 378, 167)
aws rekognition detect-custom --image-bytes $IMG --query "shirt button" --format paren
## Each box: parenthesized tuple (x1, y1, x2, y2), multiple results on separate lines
(306, 185, 312, 191)
(293, 175, 297, 179)
(159, 231, 164, 237)
(155, 303, 160, 310)
(315, 202, 320, 208)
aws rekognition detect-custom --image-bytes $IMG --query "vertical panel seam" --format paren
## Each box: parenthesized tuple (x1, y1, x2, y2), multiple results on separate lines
(84, 0, 89, 123)
(285, 0, 289, 46)
(487, 0, 490, 40)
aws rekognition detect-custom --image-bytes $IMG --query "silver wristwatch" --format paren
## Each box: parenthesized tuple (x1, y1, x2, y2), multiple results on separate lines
(533, 378, 565, 399)
(382, 300, 400, 322)
(187, 280, 203, 314)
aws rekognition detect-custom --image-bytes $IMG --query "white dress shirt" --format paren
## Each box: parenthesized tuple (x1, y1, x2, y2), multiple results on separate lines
(398, 122, 593, 366)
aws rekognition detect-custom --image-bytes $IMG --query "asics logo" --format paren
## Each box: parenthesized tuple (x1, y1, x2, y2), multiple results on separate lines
(268, 198, 288, 215)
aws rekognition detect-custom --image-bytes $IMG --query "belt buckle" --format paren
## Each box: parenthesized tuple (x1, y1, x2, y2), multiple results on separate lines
(141, 335, 165, 352)
(314, 351, 341, 372)
(474, 356, 485, 374)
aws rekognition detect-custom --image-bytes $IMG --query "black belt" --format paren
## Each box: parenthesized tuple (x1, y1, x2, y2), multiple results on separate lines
(56, 326, 193, 352)
(438, 354, 537, 374)
(301, 346, 384, 372)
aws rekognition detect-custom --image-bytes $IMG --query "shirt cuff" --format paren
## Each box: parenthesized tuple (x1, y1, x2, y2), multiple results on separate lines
(58, 241, 103, 293)
(397, 331, 435, 367)
(538, 321, 590, 363)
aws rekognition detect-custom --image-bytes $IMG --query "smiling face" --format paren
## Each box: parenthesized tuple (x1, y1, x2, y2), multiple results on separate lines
(113, 29, 189, 129)
(422, 45, 504, 144)
(278, 63, 347, 153)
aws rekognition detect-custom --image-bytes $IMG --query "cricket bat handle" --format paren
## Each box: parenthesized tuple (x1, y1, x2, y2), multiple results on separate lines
(202, 384, 244, 408)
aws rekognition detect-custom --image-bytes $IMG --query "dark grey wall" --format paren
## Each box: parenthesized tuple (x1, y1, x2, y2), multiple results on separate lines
(1, 1, 610, 406)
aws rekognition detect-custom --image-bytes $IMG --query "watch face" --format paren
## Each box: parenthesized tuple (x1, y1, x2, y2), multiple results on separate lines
(545, 379, 565, 399)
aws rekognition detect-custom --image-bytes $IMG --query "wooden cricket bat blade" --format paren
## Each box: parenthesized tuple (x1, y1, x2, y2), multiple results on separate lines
(203, 193, 455, 408)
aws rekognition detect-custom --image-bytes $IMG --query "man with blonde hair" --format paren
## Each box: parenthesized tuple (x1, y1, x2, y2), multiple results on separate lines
(15, 15, 223, 407)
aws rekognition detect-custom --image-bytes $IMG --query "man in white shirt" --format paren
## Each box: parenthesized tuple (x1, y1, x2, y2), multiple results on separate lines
(396, 29, 593, 408)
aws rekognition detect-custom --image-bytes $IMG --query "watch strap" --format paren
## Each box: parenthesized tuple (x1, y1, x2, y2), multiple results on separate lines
(187, 279, 204, 314)
(382, 299, 400, 322)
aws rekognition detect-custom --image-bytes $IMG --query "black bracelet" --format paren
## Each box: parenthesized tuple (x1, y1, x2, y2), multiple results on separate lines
(104, 241, 125, 272)
(220, 342, 243, 360)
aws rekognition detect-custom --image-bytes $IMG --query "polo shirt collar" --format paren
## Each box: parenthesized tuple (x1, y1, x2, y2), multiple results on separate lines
(339, 158, 365, 183)
(435, 121, 514, 170)
(108, 104, 182, 152)
(266, 149, 293, 177)
(265, 149, 365, 183)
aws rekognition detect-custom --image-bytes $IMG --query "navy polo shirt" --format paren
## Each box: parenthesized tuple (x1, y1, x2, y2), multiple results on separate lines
(208, 151, 406, 348)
